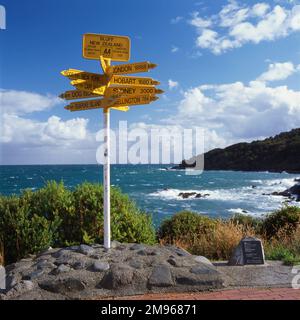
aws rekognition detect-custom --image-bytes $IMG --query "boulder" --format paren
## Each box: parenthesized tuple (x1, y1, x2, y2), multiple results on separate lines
(39, 278, 85, 294)
(92, 261, 110, 272)
(148, 265, 174, 288)
(77, 244, 95, 256)
(100, 265, 134, 290)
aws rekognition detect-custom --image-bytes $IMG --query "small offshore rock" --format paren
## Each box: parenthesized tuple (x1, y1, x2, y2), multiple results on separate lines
(148, 265, 174, 287)
(77, 244, 95, 256)
(93, 261, 110, 272)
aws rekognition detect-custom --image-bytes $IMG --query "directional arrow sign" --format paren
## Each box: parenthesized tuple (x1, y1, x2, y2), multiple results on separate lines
(83, 33, 130, 61)
(105, 86, 163, 97)
(71, 80, 107, 95)
(59, 89, 100, 100)
(65, 97, 116, 111)
(109, 75, 160, 86)
(111, 106, 129, 112)
(61, 69, 108, 83)
(106, 61, 157, 75)
(110, 95, 158, 107)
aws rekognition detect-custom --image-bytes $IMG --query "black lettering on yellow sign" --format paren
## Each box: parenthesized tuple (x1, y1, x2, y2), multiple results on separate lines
(103, 48, 111, 55)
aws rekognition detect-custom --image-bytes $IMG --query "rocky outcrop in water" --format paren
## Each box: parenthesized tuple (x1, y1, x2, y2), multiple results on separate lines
(271, 182, 300, 201)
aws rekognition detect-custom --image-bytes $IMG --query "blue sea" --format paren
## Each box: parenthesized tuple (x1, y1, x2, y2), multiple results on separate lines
(1, 165, 300, 224)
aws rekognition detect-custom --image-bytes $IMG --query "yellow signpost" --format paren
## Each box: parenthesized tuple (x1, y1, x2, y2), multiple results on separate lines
(62, 69, 108, 83)
(106, 61, 157, 75)
(60, 32, 161, 250)
(59, 89, 100, 100)
(109, 75, 160, 86)
(83, 33, 130, 61)
(71, 80, 107, 95)
(104, 86, 164, 97)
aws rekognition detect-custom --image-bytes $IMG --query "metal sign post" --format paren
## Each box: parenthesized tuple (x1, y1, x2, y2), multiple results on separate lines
(103, 106, 111, 249)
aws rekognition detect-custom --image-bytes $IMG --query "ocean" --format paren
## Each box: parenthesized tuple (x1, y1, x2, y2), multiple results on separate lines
(1, 165, 300, 224)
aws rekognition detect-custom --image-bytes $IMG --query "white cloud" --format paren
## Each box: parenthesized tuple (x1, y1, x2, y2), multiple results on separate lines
(171, 16, 183, 24)
(171, 46, 179, 53)
(164, 61, 300, 145)
(0, 89, 61, 115)
(0, 89, 98, 164)
(189, 11, 212, 29)
(168, 79, 179, 90)
(189, 2, 300, 54)
(1, 114, 90, 145)
(256, 61, 297, 82)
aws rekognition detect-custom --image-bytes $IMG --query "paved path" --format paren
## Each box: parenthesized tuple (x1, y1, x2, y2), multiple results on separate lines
(108, 288, 300, 300)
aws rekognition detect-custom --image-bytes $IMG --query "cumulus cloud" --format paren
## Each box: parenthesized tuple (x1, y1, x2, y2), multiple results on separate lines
(0, 88, 98, 164)
(0, 89, 61, 115)
(256, 62, 298, 82)
(188, 1, 300, 54)
(168, 79, 179, 90)
(1, 115, 89, 145)
(165, 61, 300, 145)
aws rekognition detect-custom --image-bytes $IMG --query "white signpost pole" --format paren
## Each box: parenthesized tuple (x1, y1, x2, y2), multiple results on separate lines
(103, 107, 111, 249)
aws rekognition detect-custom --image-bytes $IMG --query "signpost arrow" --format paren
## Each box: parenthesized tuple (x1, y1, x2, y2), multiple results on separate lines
(65, 97, 116, 111)
(109, 75, 160, 86)
(104, 86, 164, 97)
(110, 95, 158, 107)
(71, 80, 107, 95)
(62, 69, 108, 83)
(59, 89, 100, 100)
(106, 61, 157, 75)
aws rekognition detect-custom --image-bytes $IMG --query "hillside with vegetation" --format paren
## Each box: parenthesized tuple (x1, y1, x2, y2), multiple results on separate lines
(175, 128, 300, 173)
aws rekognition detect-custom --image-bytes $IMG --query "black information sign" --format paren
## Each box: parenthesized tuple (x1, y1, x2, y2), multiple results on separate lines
(242, 239, 264, 265)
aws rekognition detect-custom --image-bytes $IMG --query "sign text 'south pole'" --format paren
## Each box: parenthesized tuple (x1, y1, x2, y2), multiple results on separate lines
(103, 106, 111, 249)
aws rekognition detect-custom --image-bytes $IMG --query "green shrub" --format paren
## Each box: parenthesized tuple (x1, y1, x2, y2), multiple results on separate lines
(264, 244, 300, 266)
(262, 206, 300, 239)
(0, 181, 156, 265)
(0, 195, 59, 264)
(158, 211, 216, 243)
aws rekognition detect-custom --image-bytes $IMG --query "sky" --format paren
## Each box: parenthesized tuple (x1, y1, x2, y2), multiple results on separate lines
(1, 0, 300, 164)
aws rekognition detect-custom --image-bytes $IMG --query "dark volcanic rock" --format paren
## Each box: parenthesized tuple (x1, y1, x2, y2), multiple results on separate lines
(2, 243, 225, 299)
(100, 265, 134, 289)
(148, 265, 174, 288)
(271, 183, 300, 201)
(39, 278, 85, 294)
(77, 244, 95, 256)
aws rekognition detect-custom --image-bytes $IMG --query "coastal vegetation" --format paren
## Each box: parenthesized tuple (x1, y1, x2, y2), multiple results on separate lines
(0, 181, 300, 266)
(174, 128, 300, 173)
